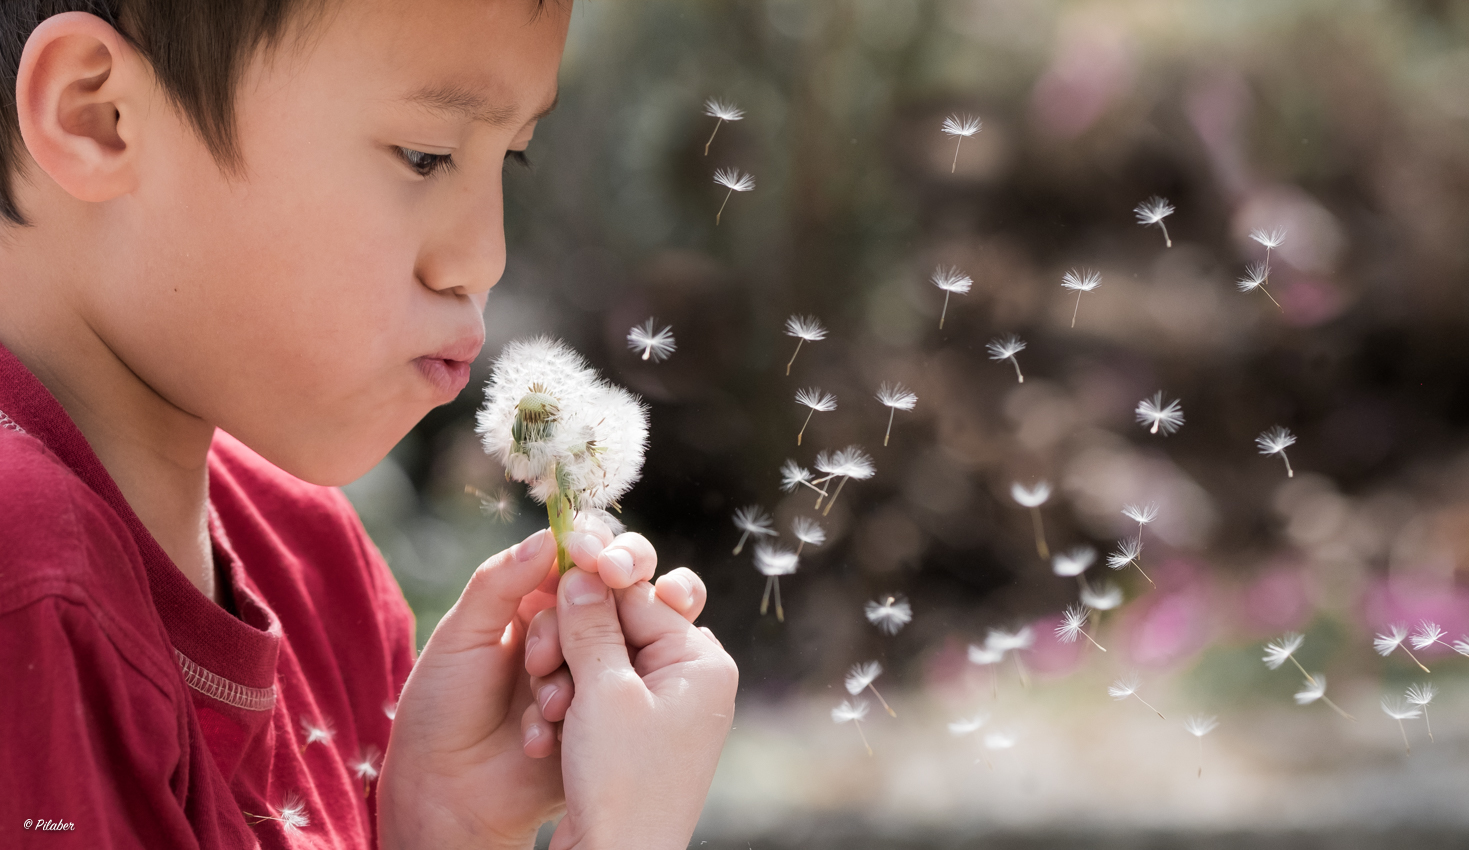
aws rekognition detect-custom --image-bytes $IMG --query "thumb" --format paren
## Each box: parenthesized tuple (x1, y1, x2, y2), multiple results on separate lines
(423, 529, 555, 658)
(556, 567, 635, 682)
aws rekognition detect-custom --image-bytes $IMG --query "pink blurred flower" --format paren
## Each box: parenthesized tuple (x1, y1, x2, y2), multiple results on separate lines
(1363, 577, 1469, 659)
(1241, 566, 1314, 634)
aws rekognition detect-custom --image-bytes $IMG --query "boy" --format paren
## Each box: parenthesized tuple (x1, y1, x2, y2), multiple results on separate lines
(0, 1, 737, 848)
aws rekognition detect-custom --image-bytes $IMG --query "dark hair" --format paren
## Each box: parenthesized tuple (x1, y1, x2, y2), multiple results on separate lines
(0, 0, 326, 225)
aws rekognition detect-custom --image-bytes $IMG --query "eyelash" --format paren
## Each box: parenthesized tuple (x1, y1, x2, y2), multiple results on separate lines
(395, 147, 533, 178)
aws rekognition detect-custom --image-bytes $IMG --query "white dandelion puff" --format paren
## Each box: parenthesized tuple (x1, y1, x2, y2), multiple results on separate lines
(350, 746, 382, 798)
(794, 387, 837, 446)
(948, 712, 988, 736)
(1061, 268, 1101, 328)
(1183, 714, 1218, 778)
(1381, 696, 1422, 755)
(1410, 620, 1451, 652)
(865, 595, 912, 635)
(985, 626, 1035, 689)
(1052, 546, 1097, 578)
(791, 516, 827, 555)
(1250, 225, 1288, 252)
(1079, 579, 1123, 611)
(983, 732, 1016, 750)
(702, 97, 744, 155)
(1055, 603, 1107, 652)
(753, 541, 799, 622)
(987, 334, 1027, 383)
(1256, 426, 1297, 477)
(875, 382, 918, 446)
(731, 505, 777, 555)
(1011, 481, 1052, 559)
(713, 167, 755, 224)
(1237, 261, 1283, 310)
(382, 700, 397, 721)
(931, 266, 973, 329)
(1406, 682, 1438, 743)
(1374, 623, 1432, 673)
(467, 485, 518, 522)
(1262, 633, 1317, 686)
(1106, 536, 1154, 587)
(967, 642, 1004, 697)
(1108, 674, 1165, 719)
(299, 715, 335, 754)
(812, 445, 875, 515)
(1134, 196, 1176, 248)
(1136, 391, 1185, 436)
(1294, 673, 1354, 719)
(845, 660, 897, 717)
(940, 113, 982, 173)
(783, 314, 827, 375)
(1122, 502, 1159, 531)
(245, 791, 311, 833)
(1453, 635, 1469, 656)
(832, 699, 873, 756)
(779, 459, 828, 499)
(626, 318, 676, 362)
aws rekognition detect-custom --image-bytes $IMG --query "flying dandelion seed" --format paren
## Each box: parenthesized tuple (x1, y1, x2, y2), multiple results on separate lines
(299, 715, 335, 755)
(1079, 579, 1124, 611)
(865, 595, 912, 635)
(1250, 226, 1288, 270)
(1106, 536, 1154, 587)
(1236, 261, 1283, 311)
(1136, 392, 1185, 436)
(977, 730, 1016, 768)
(1011, 481, 1052, 559)
(1108, 674, 1165, 719)
(1381, 697, 1422, 755)
(1294, 673, 1355, 720)
(1183, 714, 1218, 778)
(832, 699, 873, 756)
(1055, 603, 1107, 652)
(1410, 620, 1453, 653)
(783, 315, 827, 376)
(986, 626, 1035, 689)
(712, 167, 755, 224)
(1262, 633, 1318, 685)
(779, 459, 829, 499)
(702, 97, 744, 156)
(626, 318, 676, 362)
(1052, 546, 1097, 578)
(930, 266, 973, 329)
(350, 746, 381, 798)
(1406, 683, 1438, 743)
(812, 445, 875, 515)
(940, 113, 982, 173)
(1454, 636, 1469, 656)
(1061, 269, 1101, 328)
(875, 382, 918, 447)
(1374, 623, 1432, 673)
(846, 660, 897, 718)
(1134, 196, 1176, 247)
(791, 515, 826, 556)
(948, 712, 988, 736)
(382, 700, 397, 721)
(794, 387, 837, 446)
(987, 334, 1028, 383)
(731, 505, 777, 555)
(1122, 502, 1159, 538)
(1256, 426, 1297, 477)
(244, 791, 311, 833)
(967, 642, 1005, 698)
(753, 541, 798, 622)
(466, 484, 518, 522)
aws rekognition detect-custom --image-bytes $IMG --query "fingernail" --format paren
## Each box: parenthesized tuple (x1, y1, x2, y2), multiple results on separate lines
(564, 532, 603, 565)
(603, 548, 634, 582)
(537, 685, 559, 713)
(523, 724, 541, 749)
(516, 530, 547, 562)
(524, 635, 539, 662)
(669, 572, 694, 608)
(565, 570, 609, 605)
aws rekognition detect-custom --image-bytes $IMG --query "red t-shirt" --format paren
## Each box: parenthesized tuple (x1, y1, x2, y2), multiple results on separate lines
(0, 342, 418, 849)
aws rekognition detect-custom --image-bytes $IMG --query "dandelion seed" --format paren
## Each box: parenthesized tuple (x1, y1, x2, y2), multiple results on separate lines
(626, 318, 676, 362)
(831, 699, 873, 755)
(299, 715, 335, 755)
(712, 167, 755, 224)
(1183, 714, 1218, 778)
(753, 541, 799, 622)
(985, 626, 1035, 688)
(1249, 226, 1287, 260)
(1453, 635, 1469, 656)
(1406, 683, 1438, 743)
(1122, 502, 1159, 535)
(865, 595, 913, 635)
(846, 660, 897, 718)
(382, 700, 397, 721)
(1134, 196, 1176, 248)
(948, 712, 988, 736)
(1256, 426, 1297, 477)
(1374, 623, 1432, 673)
(731, 505, 777, 555)
(1052, 546, 1097, 578)
(350, 746, 381, 798)
(986, 334, 1027, 383)
(940, 113, 982, 173)
(1055, 603, 1107, 652)
(1108, 674, 1165, 719)
(1236, 261, 1283, 310)
(1381, 696, 1421, 755)
(1262, 633, 1317, 685)
(794, 387, 837, 446)
(875, 382, 918, 446)
(983, 732, 1016, 750)
(245, 791, 311, 833)
(1136, 391, 1185, 436)
(1061, 269, 1101, 328)
(467, 484, 518, 522)
(783, 315, 827, 375)
(1106, 536, 1154, 587)
(931, 266, 973, 329)
(702, 98, 744, 156)
(1079, 579, 1123, 611)
(1293, 673, 1354, 720)
(1010, 481, 1052, 559)
(791, 516, 826, 555)
(812, 445, 875, 515)
(1410, 620, 1452, 652)
(967, 642, 1005, 698)
(779, 459, 829, 499)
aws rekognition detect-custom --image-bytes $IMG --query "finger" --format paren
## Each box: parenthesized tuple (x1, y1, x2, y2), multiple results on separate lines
(700, 626, 724, 650)
(595, 531, 658, 589)
(424, 529, 555, 657)
(524, 607, 564, 679)
(556, 568, 636, 682)
(520, 701, 557, 759)
(613, 580, 707, 653)
(572, 512, 616, 546)
(531, 667, 574, 723)
(654, 567, 707, 621)
(614, 583, 733, 686)
(562, 531, 606, 574)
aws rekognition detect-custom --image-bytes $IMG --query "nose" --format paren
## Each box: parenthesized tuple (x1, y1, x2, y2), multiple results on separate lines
(415, 173, 507, 299)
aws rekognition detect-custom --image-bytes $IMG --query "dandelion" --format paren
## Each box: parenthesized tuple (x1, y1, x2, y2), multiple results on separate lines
(712, 167, 755, 225)
(1256, 426, 1297, 477)
(1136, 391, 1185, 436)
(1237, 262, 1282, 310)
(783, 315, 827, 375)
(1183, 715, 1218, 778)
(948, 712, 988, 736)
(299, 715, 335, 755)
(466, 484, 518, 522)
(941, 113, 982, 173)
(1262, 633, 1317, 685)
(477, 337, 649, 573)
(1009, 481, 1052, 559)
(1079, 580, 1124, 611)
(1294, 673, 1355, 720)
(875, 382, 918, 447)
(244, 791, 310, 833)
(730, 505, 777, 556)
(1108, 674, 1165, 720)
(967, 642, 1005, 698)
(794, 387, 837, 446)
(865, 595, 912, 635)
(845, 660, 897, 717)
(753, 541, 799, 622)
(1134, 196, 1176, 248)
(1374, 623, 1432, 673)
(1380, 696, 1421, 755)
(1122, 502, 1159, 538)
(791, 516, 826, 556)
(779, 459, 828, 499)
(1106, 536, 1154, 587)
(1061, 268, 1101, 328)
(702, 97, 744, 156)
(1250, 226, 1287, 270)
(1410, 620, 1454, 653)
(812, 445, 875, 515)
(1406, 683, 1438, 743)
(1055, 603, 1107, 652)
(626, 318, 676, 362)
(931, 266, 972, 329)
(986, 626, 1035, 688)
(1052, 546, 1097, 578)
(831, 699, 873, 756)
(986, 334, 1027, 383)
(350, 746, 381, 798)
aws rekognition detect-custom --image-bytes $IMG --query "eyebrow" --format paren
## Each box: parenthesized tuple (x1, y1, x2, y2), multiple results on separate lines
(400, 84, 559, 128)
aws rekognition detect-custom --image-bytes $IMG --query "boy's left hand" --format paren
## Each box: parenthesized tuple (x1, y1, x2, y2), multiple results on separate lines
(375, 516, 701, 850)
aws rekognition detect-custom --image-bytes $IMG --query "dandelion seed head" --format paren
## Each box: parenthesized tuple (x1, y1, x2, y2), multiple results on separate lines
(753, 541, 799, 576)
(815, 445, 875, 480)
(930, 266, 973, 294)
(792, 516, 827, 547)
(704, 98, 745, 122)
(986, 334, 1027, 361)
(1405, 682, 1438, 707)
(1373, 624, 1409, 656)
(1061, 269, 1101, 292)
(985, 626, 1035, 653)
(779, 460, 815, 493)
(1262, 633, 1305, 670)
(876, 382, 918, 411)
(984, 732, 1017, 750)
(1108, 674, 1141, 700)
(1105, 537, 1142, 570)
(713, 167, 755, 192)
(1135, 391, 1185, 435)
(1295, 674, 1327, 705)
(383, 700, 397, 721)
(941, 113, 982, 137)
(278, 792, 310, 831)
(1122, 502, 1159, 525)
(1236, 262, 1270, 293)
(795, 387, 838, 412)
(1410, 621, 1446, 651)
(1250, 226, 1287, 249)
(1380, 696, 1422, 721)
(732, 505, 777, 537)
(1134, 196, 1175, 226)
(300, 715, 336, 746)
(1184, 715, 1219, 737)
(351, 746, 381, 781)
(948, 713, 988, 736)
(785, 314, 827, 342)
(1079, 580, 1124, 611)
(1052, 546, 1097, 577)
(1055, 604, 1091, 644)
(626, 318, 676, 362)
(845, 661, 883, 695)
(966, 643, 1004, 666)
(1010, 481, 1052, 508)
(477, 487, 518, 522)
(865, 595, 913, 635)
(1256, 426, 1296, 456)
(832, 699, 870, 724)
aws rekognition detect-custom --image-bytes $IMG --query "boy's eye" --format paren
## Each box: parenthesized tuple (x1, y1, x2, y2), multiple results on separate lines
(396, 147, 454, 177)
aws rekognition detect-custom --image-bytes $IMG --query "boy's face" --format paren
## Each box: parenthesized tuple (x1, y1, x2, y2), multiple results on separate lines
(94, 0, 568, 484)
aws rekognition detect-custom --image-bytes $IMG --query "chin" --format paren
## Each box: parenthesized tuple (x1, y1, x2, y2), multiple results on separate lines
(229, 421, 416, 488)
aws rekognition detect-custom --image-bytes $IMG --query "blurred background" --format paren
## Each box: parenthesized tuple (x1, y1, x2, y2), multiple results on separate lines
(342, 0, 1469, 845)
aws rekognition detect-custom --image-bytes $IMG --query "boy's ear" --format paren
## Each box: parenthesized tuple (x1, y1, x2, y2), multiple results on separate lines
(15, 12, 147, 203)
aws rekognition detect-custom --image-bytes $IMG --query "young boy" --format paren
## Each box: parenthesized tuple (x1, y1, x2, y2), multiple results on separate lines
(0, 1, 737, 848)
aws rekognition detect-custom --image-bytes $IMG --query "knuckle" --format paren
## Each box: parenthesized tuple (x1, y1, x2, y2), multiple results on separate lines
(563, 616, 625, 649)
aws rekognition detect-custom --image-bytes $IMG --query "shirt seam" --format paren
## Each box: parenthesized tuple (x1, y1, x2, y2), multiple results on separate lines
(0, 405, 25, 434)
(173, 647, 279, 712)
